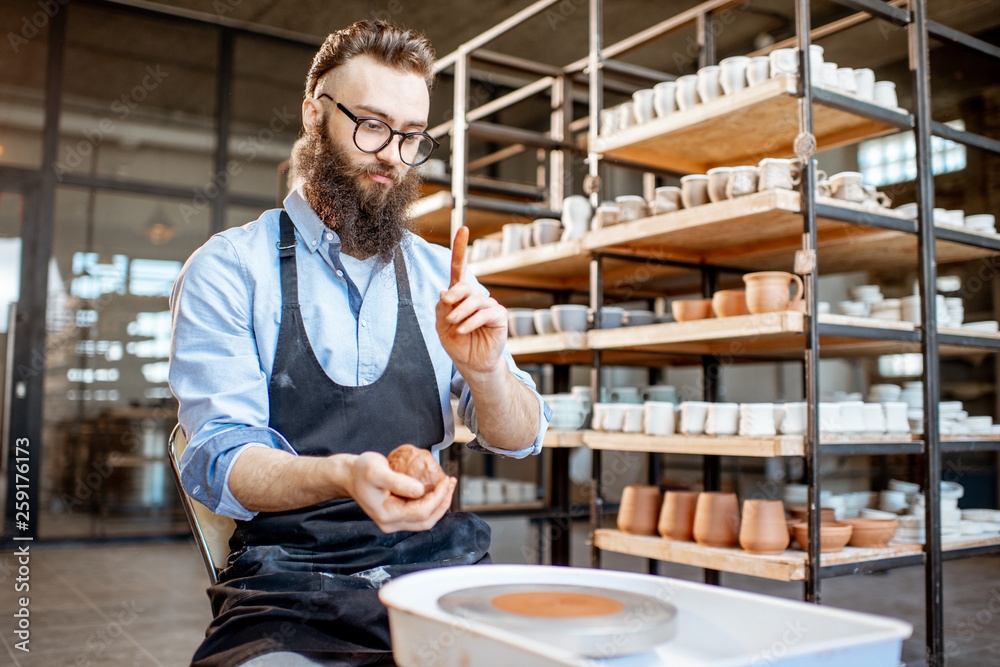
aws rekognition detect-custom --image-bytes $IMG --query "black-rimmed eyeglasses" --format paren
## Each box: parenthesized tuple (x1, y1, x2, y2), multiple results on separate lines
(317, 94, 439, 166)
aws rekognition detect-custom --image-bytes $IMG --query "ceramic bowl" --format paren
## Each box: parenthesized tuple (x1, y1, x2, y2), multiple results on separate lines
(550, 304, 589, 333)
(671, 298, 714, 322)
(791, 522, 853, 553)
(842, 518, 899, 548)
(532, 309, 557, 335)
(623, 310, 655, 327)
(590, 306, 625, 329)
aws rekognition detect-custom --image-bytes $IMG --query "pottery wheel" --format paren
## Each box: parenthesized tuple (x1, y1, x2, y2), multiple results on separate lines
(437, 583, 677, 658)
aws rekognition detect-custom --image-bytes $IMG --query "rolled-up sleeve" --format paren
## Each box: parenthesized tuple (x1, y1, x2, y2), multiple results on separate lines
(452, 352, 552, 459)
(169, 235, 296, 519)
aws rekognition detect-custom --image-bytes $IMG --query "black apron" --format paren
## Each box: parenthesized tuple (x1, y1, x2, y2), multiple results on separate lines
(191, 211, 491, 667)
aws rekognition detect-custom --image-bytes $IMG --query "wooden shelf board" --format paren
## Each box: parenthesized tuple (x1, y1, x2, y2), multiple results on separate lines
(594, 529, 944, 582)
(590, 75, 901, 172)
(543, 430, 585, 448)
(584, 431, 804, 456)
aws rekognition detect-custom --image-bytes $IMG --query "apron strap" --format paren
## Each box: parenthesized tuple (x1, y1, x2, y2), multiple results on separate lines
(277, 210, 299, 309)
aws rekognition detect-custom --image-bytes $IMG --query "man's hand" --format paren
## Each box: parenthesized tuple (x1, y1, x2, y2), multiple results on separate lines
(436, 226, 508, 380)
(347, 451, 456, 533)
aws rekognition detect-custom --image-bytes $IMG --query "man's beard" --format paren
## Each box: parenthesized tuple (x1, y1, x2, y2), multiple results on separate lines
(298, 120, 420, 262)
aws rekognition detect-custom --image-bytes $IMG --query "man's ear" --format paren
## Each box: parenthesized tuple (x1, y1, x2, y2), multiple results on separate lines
(302, 97, 322, 134)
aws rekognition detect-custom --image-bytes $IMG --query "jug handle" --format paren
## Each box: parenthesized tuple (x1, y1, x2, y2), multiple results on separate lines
(790, 273, 805, 304)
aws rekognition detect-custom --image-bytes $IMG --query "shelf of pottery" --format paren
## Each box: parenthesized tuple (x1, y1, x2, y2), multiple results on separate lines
(595, 476, 1000, 583)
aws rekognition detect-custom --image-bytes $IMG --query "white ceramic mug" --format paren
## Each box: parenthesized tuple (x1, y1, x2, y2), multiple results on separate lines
(706, 167, 732, 203)
(618, 101, 635, 131)
(705, 402, 739, 436)
(719, 56, 750, 95)
(642, 385, 677, 403)
(769, 48, 797, 78)
(546, 394, 587, 431)
(883, 402, 910, 433)
(643, 401, 675, 436)
(609, 386, 641, 404)
(836, 67, 857, 94)
(592, 202, 621, 231)
(827, 171, 866, 202)
(862, 403, 886, 434)
(616, 195, 648, 222)
(653, 186, 682, 214)
(591, 403, 609, 431)
(758, 158, 800, 191)
(680, 174, 710, 208)
(739, 403, 776, 436)
(675, 74, 699, 110)
(679, 401, 711, 435)
(726, 166, 758, 198)
(819, 402, 842, 434)
(600, 107, 619, 136)
(653, 80, 678, 117)
(501, 223, 524, 255)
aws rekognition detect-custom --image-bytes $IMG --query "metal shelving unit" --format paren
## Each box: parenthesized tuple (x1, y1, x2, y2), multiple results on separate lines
(434, 1, 999, 663)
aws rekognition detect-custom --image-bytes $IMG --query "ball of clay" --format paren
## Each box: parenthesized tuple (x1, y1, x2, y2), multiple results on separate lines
(387, 444, 445, 495)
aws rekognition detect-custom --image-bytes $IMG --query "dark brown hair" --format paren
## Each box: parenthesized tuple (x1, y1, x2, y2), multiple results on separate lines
(304, 20, 436, 99)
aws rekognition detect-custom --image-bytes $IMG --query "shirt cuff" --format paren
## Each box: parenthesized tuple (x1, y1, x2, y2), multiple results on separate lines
(216, 443, 273, 520)
(463, 383, 552, 459)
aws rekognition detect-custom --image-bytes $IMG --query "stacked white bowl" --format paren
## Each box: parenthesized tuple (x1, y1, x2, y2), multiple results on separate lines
(868, 384, 902, 403)
(964, 213, 997, 234)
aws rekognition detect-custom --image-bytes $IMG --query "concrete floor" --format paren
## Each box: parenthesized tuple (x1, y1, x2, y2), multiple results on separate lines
(1, 519, 998, 666)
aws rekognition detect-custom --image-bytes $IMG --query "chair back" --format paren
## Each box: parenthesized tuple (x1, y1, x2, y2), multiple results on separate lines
(168, 424, 236, 585)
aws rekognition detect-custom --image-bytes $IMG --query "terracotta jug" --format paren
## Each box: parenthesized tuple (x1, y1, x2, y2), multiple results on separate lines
(739, 499, 790, 554)
(743, 271, 804, 314)
(692, 492, 740, 547)
(618, 485, 661, 535)
(658, 491, 699, 540)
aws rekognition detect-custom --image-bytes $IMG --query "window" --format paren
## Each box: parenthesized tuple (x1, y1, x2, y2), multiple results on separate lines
(858, 119, 966, 187)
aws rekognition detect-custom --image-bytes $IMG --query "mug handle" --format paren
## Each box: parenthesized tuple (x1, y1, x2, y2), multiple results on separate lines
(789, 273, 805, 304)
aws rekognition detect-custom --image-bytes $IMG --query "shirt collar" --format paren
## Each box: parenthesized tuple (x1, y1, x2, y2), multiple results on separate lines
(283, 186, 336, 254)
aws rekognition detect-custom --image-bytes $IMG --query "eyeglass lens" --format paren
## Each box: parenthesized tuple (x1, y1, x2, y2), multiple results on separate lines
(354, 118, 435, 166)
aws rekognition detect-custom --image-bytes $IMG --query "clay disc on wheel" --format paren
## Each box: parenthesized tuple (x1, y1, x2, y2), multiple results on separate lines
(437, 583, 677, 657)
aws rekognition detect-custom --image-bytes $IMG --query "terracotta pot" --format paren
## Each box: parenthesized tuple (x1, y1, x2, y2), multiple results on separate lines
(791, 522, 853, 553)
(739, 499, 790, 555)
(788, 506, 837, 524)
(671, 298, 713, 322)
(842, 518, 899, 548)
(692, 492, 740, 547)
(711, 290, 750, 318)
(658, 491, 699, 541)
(618, 485, 661, 535)
(743, 271, 804, 314)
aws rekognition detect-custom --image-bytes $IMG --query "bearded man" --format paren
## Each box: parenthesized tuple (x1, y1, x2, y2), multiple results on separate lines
(169, 20, 550, 667)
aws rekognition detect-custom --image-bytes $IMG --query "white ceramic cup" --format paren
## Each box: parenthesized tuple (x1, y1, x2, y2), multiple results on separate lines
(604, 403, 626, 432)
(726, 166, 758, 198)
(533, 218, 562, 246)
(592, 202, 621, 231)
(653, 80, 678, 117)
(643, 401, 676, 436)
(600, 107, 619, 136)
(854, 68, 876, 101)
(874, 81, 898, 108)
(696, 65, 723, 103)
(533, 309, 556, 335)
(546, 394, 587, 430)
(462, 477, 486, 505)
(706, 167, 733, 203)
(780, 402, 808, 435)
(680, 174, 710, 208)
(609, 386, 641, 404)
(705, 402, 740, 436)
(837, 67, 857, 94)
(819, 402, 842, 434)
(616, 195, 648, 222)
(746, 56, 770, 86)
(862, 403, 886, 434)
(739, 403, 776, 436)
(839, 401, 866, 434)
(679, 401, 711, 435)
(827, 171, 866, 202)
(653, 186, 682, 214)
(591, 403, 608, 431)
(623, 404, 644, 433)
(719, 56, 750, 95)
(618, 102, 635, 131)
(501, 223, 524, 255)
(883, 402, 910, 433)
(675, 74, 700, 110)
(632, 88, 655, 124)
(758, 158, 800, 191)
(769, 48, 797, 78)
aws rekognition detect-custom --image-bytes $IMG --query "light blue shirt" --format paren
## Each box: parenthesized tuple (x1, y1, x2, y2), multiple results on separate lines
(169, 188, 551, 520)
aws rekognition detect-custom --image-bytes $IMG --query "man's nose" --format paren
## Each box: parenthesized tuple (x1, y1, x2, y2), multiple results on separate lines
(375, 134, 406, 170)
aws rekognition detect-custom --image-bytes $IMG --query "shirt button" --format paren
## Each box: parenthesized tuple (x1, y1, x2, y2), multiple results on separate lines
(360, 319, 367, 327)
(336, 270, 343, 278)
(192, 485, 201, 494)
(311, 240, 317, 246)
(325, 232, 333, 241)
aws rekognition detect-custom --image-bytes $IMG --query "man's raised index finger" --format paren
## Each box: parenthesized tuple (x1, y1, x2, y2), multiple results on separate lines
(450, 226, 469, 288)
